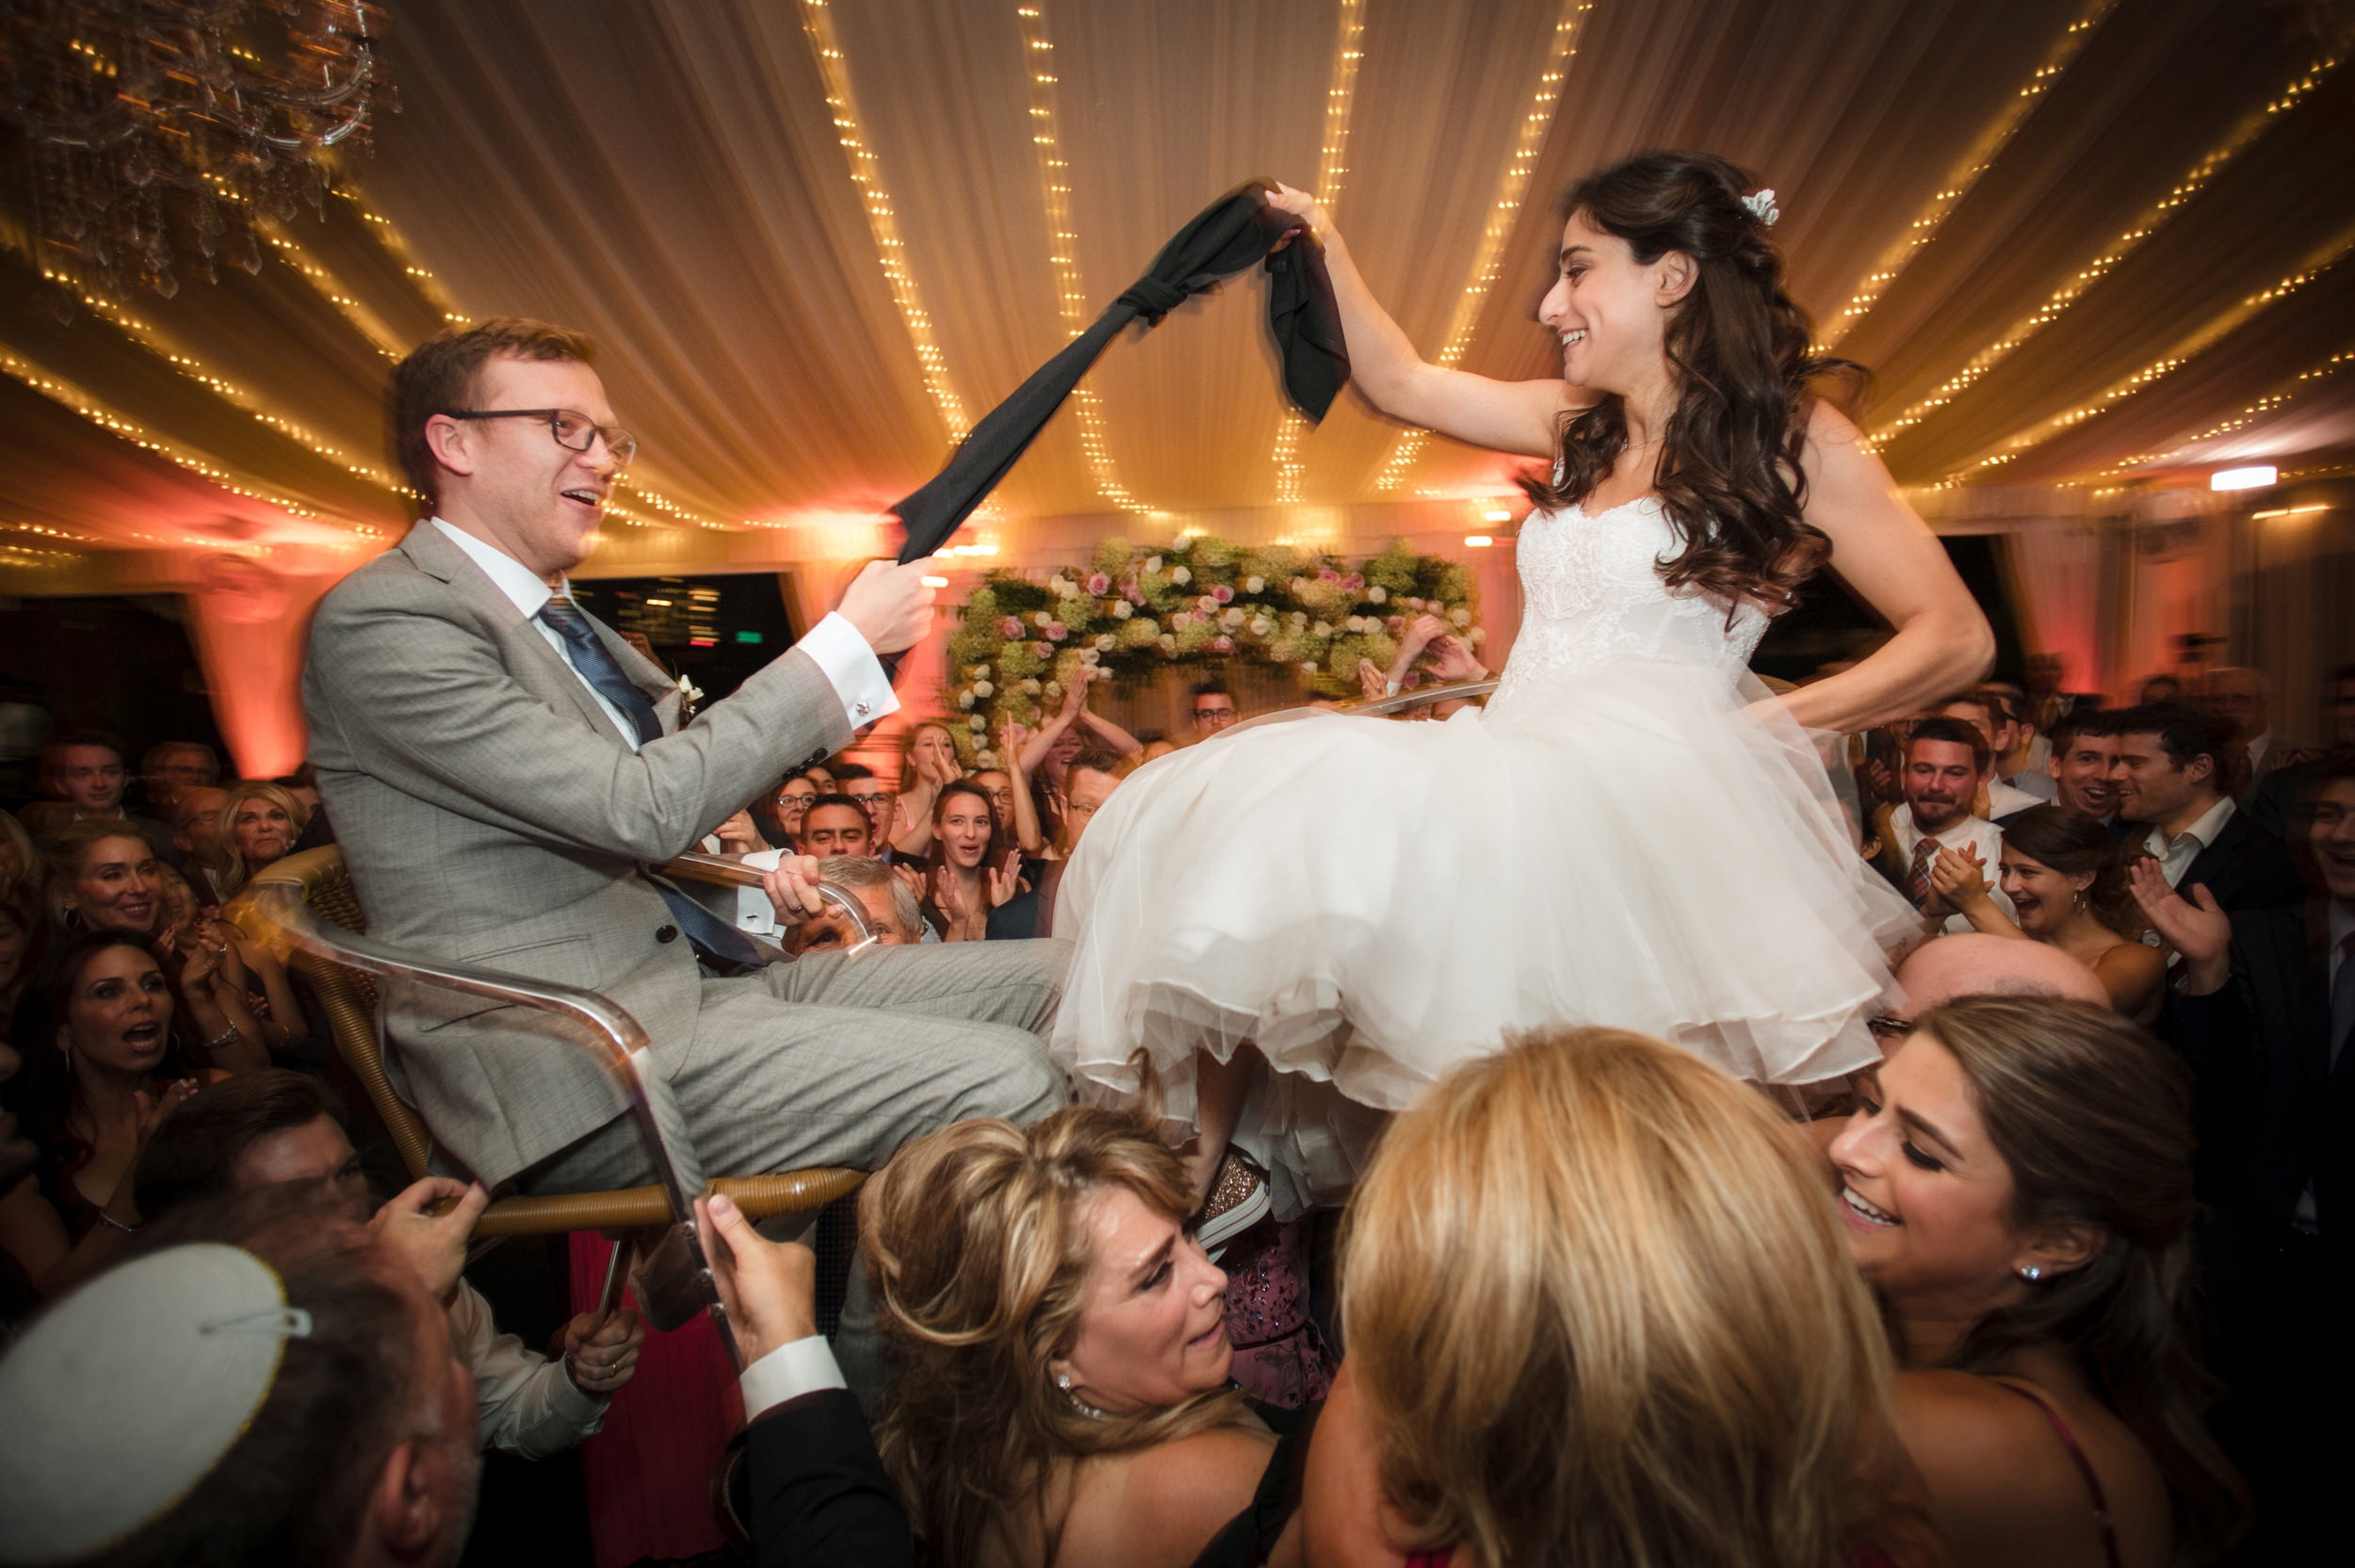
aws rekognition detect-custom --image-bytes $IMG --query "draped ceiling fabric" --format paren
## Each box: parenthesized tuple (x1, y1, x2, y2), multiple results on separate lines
(4, 3, 2351, 697)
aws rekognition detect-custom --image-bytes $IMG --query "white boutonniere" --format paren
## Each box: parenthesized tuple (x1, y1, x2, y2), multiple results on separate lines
(675, 672, 704, 708)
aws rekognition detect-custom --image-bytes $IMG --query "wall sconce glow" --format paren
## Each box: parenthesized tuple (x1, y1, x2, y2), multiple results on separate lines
(1464, 535, 1494, 548)
(2210, 465, 2277, 491)
(1483, 509, 1513, 523)
(919, 574, 950, 588)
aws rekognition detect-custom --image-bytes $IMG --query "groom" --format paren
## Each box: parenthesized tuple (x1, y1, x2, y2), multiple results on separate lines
(302, 318, 1066, 1255)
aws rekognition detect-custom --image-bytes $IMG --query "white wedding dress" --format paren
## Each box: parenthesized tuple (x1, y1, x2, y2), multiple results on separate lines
(1049, 497, 1918, 1217)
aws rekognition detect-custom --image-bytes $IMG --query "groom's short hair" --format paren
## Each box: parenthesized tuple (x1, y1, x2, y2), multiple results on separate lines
(390, 316, 599, 509)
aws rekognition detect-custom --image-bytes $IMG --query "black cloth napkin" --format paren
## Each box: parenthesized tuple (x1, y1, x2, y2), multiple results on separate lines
(890, 177, 1349, 563)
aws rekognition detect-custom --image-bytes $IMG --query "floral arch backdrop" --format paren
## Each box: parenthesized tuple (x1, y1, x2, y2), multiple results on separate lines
(938, 535, 1480, 768)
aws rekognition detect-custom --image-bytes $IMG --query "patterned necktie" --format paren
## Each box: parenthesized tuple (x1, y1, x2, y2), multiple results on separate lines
(1905, 836, 1940, 908)
(538, 593, 762, 968)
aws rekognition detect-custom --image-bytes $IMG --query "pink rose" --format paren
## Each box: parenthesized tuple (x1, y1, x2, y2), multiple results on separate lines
(1211, 584, 1234, 604)
(999, 616, 1024, 639)
(1046, 624, 1068, 642)
(1317, 569, 1340, 583)
(1172, 611, 1193, 629)
(1087, 572, 1112, 595)
(1211, 635, 1235, 653)
(1387, 616, 1406, 636)
(1198, 595, 1217, 614)
(1342, 573, 1365, 591)
(1124, 581, 1145, 605)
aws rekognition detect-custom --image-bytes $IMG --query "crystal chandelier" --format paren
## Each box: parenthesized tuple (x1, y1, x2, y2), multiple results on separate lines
(0, 1, 392, 304)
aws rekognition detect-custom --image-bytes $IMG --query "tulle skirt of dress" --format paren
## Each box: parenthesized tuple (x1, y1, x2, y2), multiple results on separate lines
(1048, 657, 1917, 1218)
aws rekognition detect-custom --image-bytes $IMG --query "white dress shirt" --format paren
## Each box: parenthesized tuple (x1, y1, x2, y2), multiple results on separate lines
(1987, 775, 2046, 817)
(2142, 795, 2236, 888)
(448, 1280, 611, 1460)
(740, 1334, 848, 1422)
(428, 518, 899, 746)
(1890, 805, 2013, 935)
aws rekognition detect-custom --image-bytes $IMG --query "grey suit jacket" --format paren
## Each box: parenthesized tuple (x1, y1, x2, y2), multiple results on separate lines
(302, 520, 846, 1185)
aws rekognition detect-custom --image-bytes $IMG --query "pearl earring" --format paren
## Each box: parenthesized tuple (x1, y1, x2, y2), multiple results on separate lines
(2018, 1264, 2042, 1282)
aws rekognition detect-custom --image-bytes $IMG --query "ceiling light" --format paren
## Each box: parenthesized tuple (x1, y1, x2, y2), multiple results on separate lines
(2210, 465, 2276, 490)
(1464, 535, 1494, 548)
(920, 574, 950, 588)
(1484, 509, 1512, 522)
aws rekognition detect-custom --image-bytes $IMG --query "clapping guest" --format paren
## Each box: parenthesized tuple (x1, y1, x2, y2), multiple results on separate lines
(888, 722, 964, 860)
(0, 933, 219, 1296)
(1883, 717, 2010, 933)
(1307, 1027, 1927, 1568)
(2109, 703, 2300, 913)
(921, 781, 1022, 942)
(1935, 691, 2046, 819)
(990, 748, 1126, 942)
(1927, 806, 2164, 1024)
(865, 1104, 1289, 1568)
(759, 770, 821, 851)
(45, 822, 270, 1073)
(982, 714, 1048, 857)
(832, 763, 901, 862)
(160, 863, 306, 1055)
(1829, 997, 2246, 1568)
(202, 781, 310, 900)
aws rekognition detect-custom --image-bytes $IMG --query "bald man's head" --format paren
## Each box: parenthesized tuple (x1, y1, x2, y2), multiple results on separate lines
(1892, 932, 2112, 1019)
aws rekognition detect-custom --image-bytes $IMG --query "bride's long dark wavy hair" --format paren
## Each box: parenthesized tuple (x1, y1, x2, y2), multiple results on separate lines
(1521, 150, 1863, 611)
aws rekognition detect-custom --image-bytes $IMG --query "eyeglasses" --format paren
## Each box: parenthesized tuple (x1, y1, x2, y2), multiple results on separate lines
(1864, 1014, 1915, 1042)
(446, 408, 638, 467)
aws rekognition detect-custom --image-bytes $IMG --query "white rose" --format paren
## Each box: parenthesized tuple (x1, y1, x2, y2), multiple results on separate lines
(1311, 621, 1332, 638)
(976, 750, 999, 769)
(1301, 660, 1319, 673)
(1171, 566, 1192, 586)
(1406, 596, 1424, 609)
(1345, 616, 1366, 633)
(1043, 680, 1063, 697)
(1244, 575, 1265, 594)
(1159, 634, 1178, 651)
(1033, 611, 1053, 628)
(1096, 634, 1116, 652)
(1145, 555, 1163, 574)
(1368, 585, 1387, 604)
(1451, 608, 1471, 627)
(973, 680, 995, 699)
(975, 663, 992, 678)
(957, 691, 975, 710)
(1291, 577, 1308, 594)
(1222, 608, 1244, 629)
(968, 715, 987, 731)
(1080, 647, 1102, 666)
(1113, 600, 1133, 619)
(1051, 576, 1076, 597)
(1021, 678, 1042, 695)
(1249, 617, 1272, 637)
(1468, 627, 1486, 644)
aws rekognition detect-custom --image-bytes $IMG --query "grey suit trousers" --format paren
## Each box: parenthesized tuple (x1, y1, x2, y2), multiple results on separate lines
(523, 936, 1071, 1192)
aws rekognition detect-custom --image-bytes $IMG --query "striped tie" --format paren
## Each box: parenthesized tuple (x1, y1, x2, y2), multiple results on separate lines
(1904, 836, 1940, 908)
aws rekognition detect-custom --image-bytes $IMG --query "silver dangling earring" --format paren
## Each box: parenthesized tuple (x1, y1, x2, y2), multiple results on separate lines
(2018, 1264, 2042, 1282)
(1054, 1371, 1113, 1422)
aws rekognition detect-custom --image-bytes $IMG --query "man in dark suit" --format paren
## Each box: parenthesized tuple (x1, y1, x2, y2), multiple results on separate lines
(2109, 703, 2300, 913)
(2136, 754, 2349, 1561)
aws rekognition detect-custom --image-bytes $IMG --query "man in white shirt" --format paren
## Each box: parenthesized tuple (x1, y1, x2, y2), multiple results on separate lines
(1884, 717, 2012, 935)
(1934, 690, 2048, 818)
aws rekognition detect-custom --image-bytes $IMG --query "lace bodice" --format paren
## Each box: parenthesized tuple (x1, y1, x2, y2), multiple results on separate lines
(1487, 497, 1766, 711)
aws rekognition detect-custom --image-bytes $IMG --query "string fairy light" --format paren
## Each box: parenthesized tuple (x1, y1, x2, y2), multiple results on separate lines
(800, 0, 971, 444)
(1935, 229, 2355, 483)
(1372, 1, 1592, 493)
(329, 183, 471, 326)
(1272, 0, 1366, 508)
(1871, 51, 2341, 446)
(1015, 2, 1145, 511)
(0, 348, 330, 518)
(2095, 344, 2354, 478)
(1819, 0, 2118, 349)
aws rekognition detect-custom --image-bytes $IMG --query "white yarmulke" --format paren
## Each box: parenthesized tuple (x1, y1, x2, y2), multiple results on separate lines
(0, 1245, 309, 1565)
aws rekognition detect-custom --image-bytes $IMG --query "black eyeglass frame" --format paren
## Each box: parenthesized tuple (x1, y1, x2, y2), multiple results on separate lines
(446, 407, 638, 467)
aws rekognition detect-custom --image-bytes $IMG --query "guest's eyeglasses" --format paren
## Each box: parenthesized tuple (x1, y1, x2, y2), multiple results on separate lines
(1865, 1014, 1915, 1043)
(446, 408, 638, 467)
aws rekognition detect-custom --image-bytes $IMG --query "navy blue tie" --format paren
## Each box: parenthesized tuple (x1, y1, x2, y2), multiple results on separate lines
(539, 594, 764, 967)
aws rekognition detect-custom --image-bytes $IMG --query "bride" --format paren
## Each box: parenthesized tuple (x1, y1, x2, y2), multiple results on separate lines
(1050, 151, 1993, 1218)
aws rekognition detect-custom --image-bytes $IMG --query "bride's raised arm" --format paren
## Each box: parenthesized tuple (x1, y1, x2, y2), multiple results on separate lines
(1265, 184, 1577, 460)
(1778, 402, 1994, 735)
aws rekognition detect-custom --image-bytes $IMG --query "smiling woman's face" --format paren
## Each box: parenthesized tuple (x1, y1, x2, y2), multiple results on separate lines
(1054, 1185, 1232, 1414)
(66, 835, 159, 936)
(936, 794, 993, 869)
(61, 944, 174, 1076)
(1827, 1029, 2030, 1318)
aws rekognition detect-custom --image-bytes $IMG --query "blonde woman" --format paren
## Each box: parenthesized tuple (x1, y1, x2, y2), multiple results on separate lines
(863, 1103, 1295, 1568)
(202, 781, 310, 901)
(1306, 1027, 1930, 1568)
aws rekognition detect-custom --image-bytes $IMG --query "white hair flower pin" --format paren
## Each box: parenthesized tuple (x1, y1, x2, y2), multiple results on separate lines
(1741, 188, 1779, 227)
